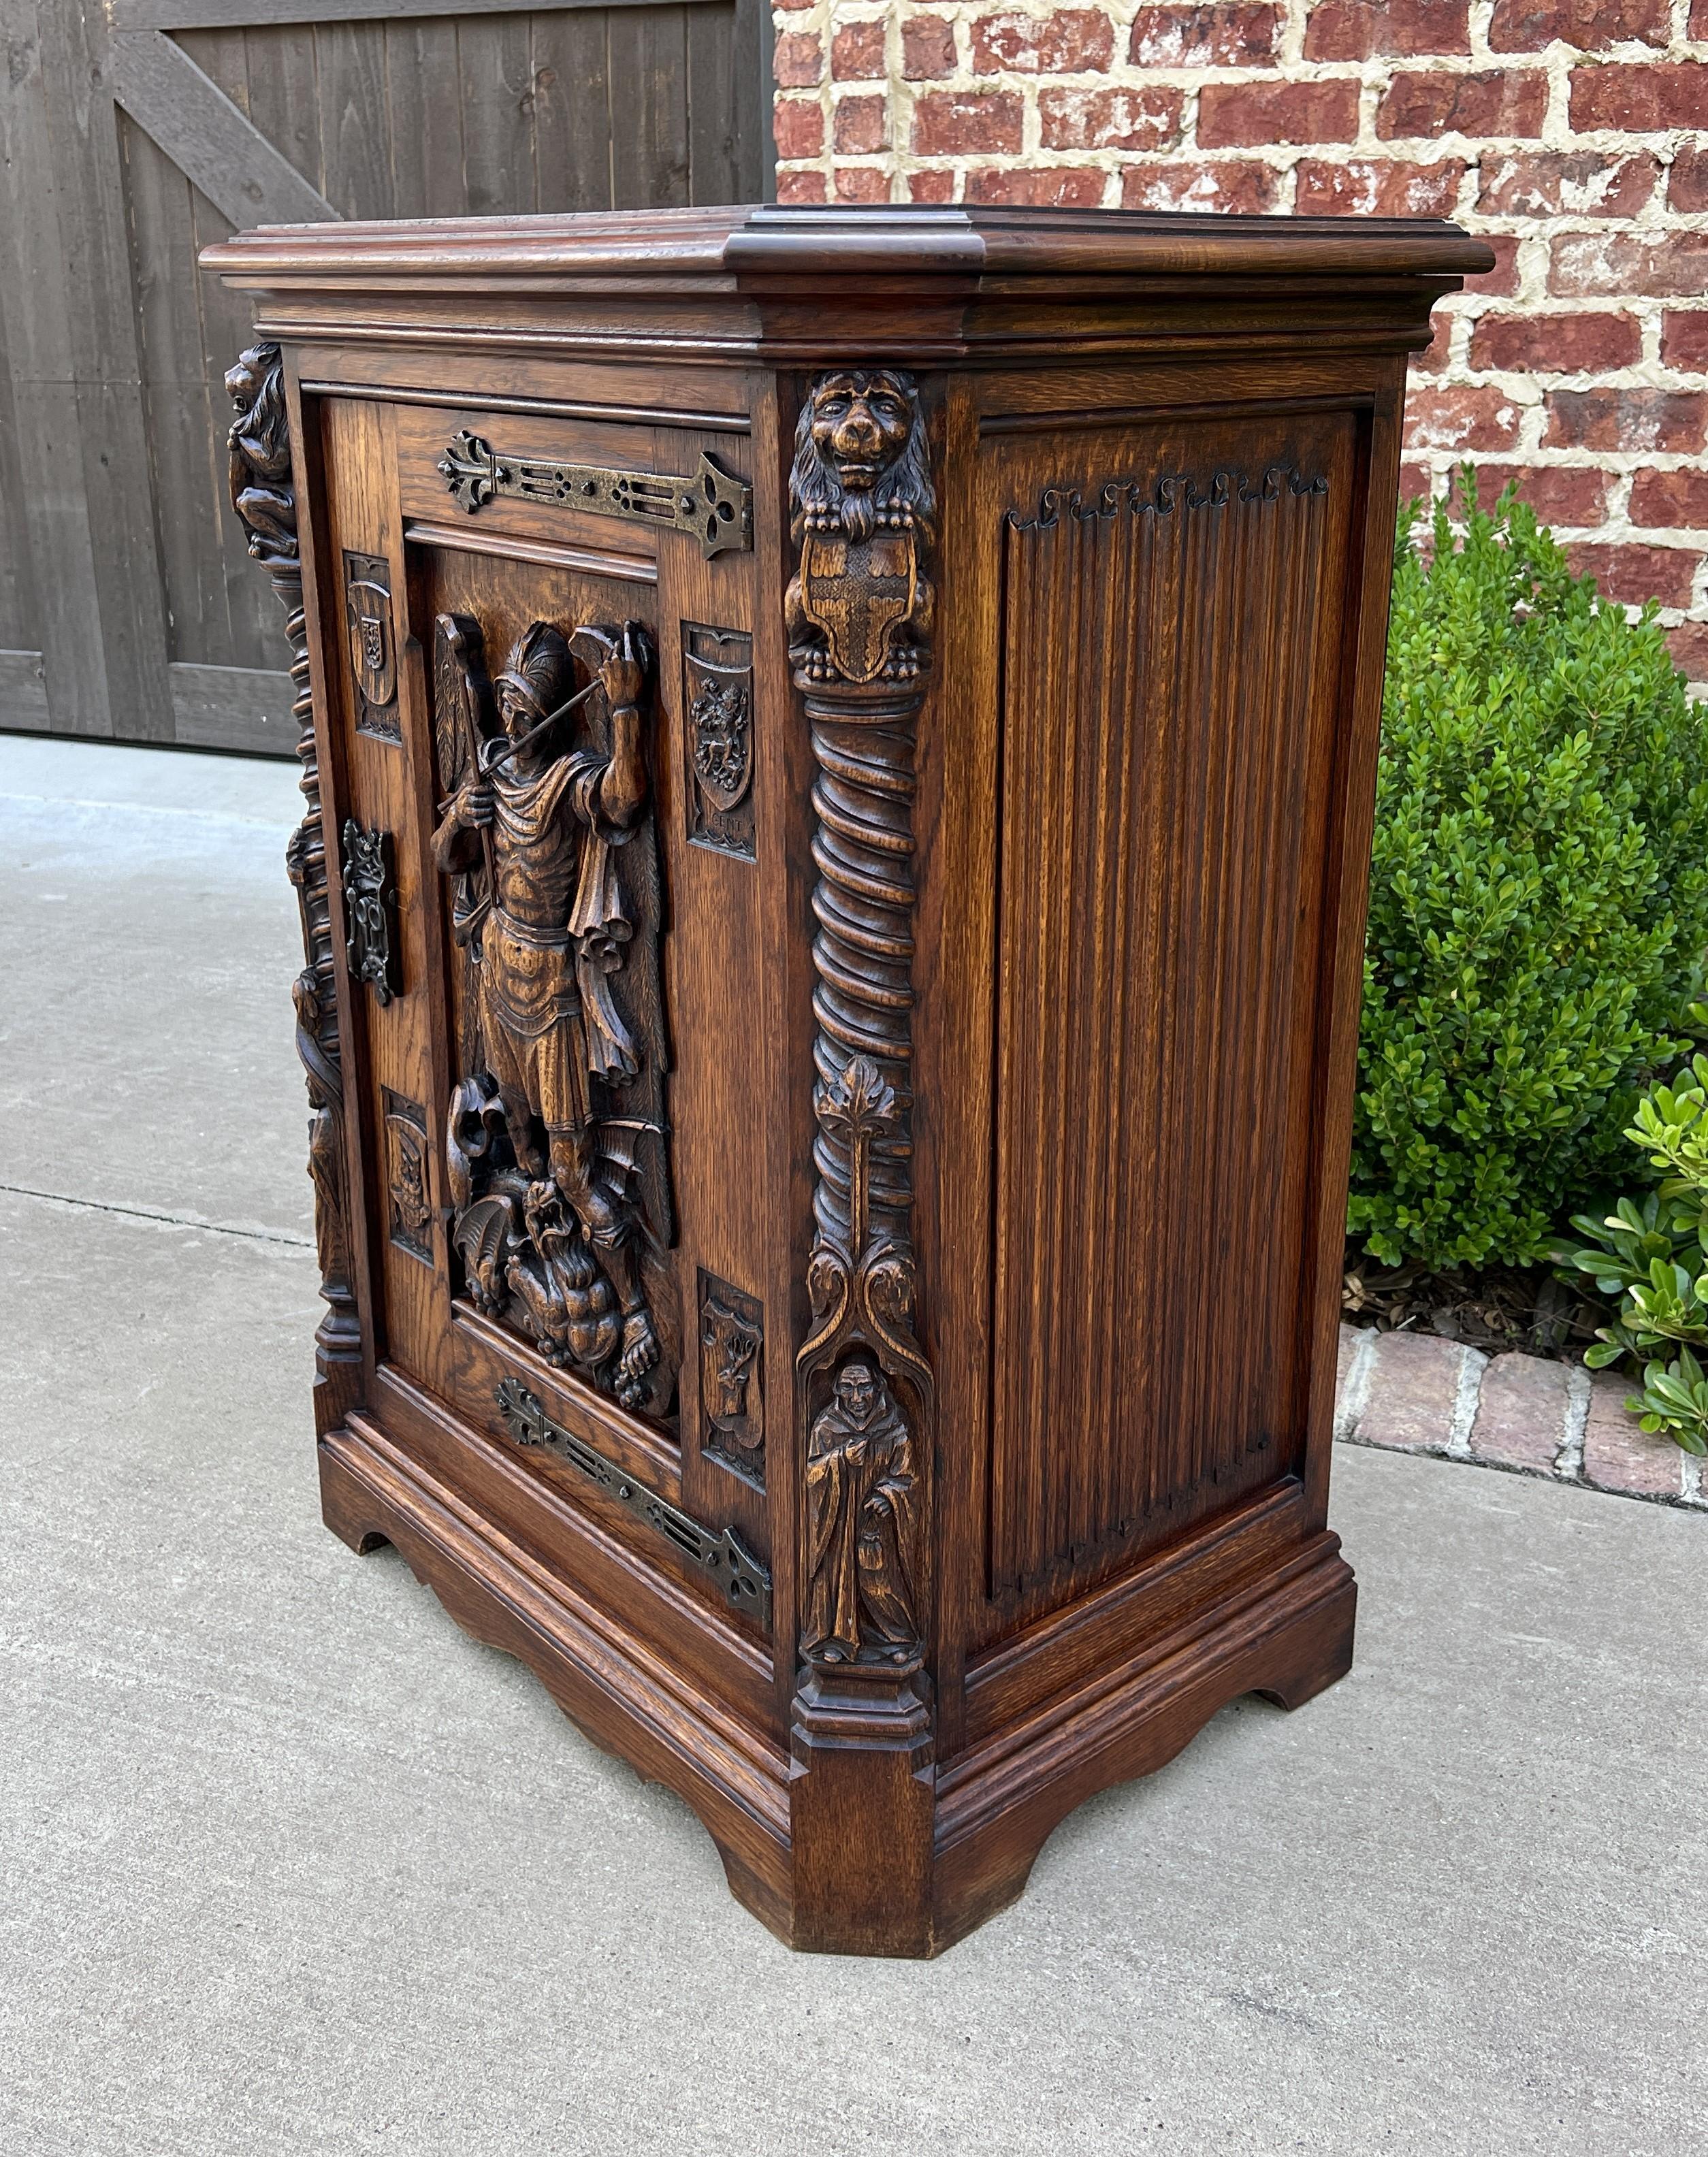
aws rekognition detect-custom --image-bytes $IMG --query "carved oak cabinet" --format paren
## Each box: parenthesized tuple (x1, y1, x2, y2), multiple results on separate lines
(204, 206, 1487, 1956)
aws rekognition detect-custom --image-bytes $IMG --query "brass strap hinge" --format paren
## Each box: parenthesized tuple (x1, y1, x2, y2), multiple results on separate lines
(495, 1378, 771, 1628)
(438, 430, 752, 558)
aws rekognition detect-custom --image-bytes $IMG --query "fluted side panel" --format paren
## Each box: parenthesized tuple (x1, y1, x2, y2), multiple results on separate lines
(987, 442, 1350, 1605)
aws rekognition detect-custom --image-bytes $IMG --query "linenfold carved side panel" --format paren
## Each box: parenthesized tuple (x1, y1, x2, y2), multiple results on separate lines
(226, 342, 362, 1433)
(988, 450, 1344, 1607)
(431, 610, 679, 1423)
(789, 371, 937, 1728)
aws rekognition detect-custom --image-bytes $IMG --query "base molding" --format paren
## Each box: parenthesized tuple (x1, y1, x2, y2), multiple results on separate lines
(320, 1419, 1355, 1958)
(318, 1423, 792, 1916)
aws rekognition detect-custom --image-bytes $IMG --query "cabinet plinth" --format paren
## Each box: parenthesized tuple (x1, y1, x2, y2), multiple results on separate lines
(206, 204, 1487, 1956)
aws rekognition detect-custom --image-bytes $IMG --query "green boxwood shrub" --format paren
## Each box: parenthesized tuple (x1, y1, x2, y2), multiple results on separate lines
(1349, 474, 1708, 1272)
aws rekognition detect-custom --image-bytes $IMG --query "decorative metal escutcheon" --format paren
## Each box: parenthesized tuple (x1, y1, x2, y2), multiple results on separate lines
(495, 1377, 771, 1627)
(341, 817, 400, 1005)
(438, 429, 752, 559)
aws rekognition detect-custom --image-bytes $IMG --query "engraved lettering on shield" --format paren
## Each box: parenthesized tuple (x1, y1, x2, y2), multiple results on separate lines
(344, 551, 400, 741)
(800, 529, 916, 686)
(682, 623, 755, 860)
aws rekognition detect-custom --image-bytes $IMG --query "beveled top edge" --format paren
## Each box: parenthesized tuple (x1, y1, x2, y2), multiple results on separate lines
(201, 201, 1495, 285)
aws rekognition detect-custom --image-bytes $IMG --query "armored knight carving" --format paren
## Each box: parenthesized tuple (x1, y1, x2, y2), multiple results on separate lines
(432, 613, 676, 1414)
(786, 370, 935, 687)
(803, 1360, 920, 1665)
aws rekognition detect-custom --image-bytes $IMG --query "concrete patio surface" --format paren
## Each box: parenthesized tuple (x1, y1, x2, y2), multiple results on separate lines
(2, 736, 1705, 2157)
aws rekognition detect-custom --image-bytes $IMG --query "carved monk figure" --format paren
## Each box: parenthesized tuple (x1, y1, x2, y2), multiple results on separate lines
(432, 619, 660, 1398)
(804, 1359, 919, 1664)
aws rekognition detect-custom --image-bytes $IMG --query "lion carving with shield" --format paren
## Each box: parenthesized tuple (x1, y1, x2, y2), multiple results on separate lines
(786, 370, 935, 689)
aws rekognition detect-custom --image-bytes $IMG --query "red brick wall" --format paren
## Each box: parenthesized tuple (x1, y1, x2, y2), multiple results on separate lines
(772, 1, 1708, 681)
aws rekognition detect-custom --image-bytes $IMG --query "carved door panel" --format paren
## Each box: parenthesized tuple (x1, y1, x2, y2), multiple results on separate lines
(973, 408, 1362, 1630)
(312, 390, 775, 1624)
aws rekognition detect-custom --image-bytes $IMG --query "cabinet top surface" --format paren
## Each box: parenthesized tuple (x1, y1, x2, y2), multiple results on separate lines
(204, 202, 1493, 290)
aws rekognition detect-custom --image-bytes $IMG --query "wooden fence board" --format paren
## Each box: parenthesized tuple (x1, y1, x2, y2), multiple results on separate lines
(0, 651, 51, 733)
(385, 18, 469, 221)
(460, 12, 538, 217)
(118, 0, 705, 27)
(3, 0, 769, 757)
(688, 1, 750, 206)
(176, 33, 283, 675)
(533, 8, 615, 213)
(609, 3, 691, 211)
(233, 20, 327, 197)
(170, 661, 296, 752)
(0, 1, 125, 738)
(316, 20, 397, 220)
(113, 31, 338, 227)
(122, 114, 229, 670)
(0, 261, 39, 656)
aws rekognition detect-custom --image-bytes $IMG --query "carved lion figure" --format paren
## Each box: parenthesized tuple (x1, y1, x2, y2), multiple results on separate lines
(786, 370, 935, 686)
(225, 344, 297, 568)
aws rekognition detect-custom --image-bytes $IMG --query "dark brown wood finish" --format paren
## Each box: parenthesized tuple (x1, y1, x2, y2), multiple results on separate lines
(210, 205, 1488, 1958)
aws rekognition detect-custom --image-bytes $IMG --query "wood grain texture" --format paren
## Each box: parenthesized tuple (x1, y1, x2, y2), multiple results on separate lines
(121, 0, 713, 25)
(208, 206, 1478, 1956)
(986, 426, 1353, 1612)
(0, 229, 37, 658)
(170, 660, 296, 750)
(0, 650, 50, 731)
(113, 30, 338, 225)
(10, 3, 764, 754)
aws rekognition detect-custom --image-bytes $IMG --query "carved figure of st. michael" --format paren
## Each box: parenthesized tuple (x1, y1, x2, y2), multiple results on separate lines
(432, 613, 676, 1416)
(803, 1359, 920, 1665)
(785, 369, 935, 687)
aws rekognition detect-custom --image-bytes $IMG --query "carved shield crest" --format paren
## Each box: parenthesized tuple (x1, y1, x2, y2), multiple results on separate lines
(344, 553, 397, 715)
(690, 672, 751, 811)
(800, 529, 917, 685)
(699, 1271, 764, 1481)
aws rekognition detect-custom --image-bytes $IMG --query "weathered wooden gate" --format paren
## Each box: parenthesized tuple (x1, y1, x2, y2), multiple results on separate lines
(0, 0, 771, 755)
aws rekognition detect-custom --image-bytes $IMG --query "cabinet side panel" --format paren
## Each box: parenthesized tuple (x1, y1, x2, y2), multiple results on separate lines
(985, 413, 1357, 1608)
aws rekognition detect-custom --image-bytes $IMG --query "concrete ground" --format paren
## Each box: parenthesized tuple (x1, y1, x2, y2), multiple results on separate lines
(1, 735, 1704, 2157)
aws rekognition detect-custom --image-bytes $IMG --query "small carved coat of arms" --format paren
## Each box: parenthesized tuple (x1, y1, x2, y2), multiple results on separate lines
(682, 623, 755, 858)
(344, 552, 399, 739)
(798, 528, 918, 686)
(699, 1269, 764, 1482)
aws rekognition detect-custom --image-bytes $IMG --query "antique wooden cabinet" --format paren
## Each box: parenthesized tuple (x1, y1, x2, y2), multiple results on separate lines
(204, 206, 1488, 1956)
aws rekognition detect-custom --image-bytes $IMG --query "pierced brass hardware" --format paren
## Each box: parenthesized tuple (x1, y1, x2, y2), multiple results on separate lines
(438, 430, 752, 558)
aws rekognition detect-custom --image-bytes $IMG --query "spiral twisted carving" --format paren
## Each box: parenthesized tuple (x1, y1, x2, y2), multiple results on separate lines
(788, 368, 937, 1684)
(807, 698, 918, 1252)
